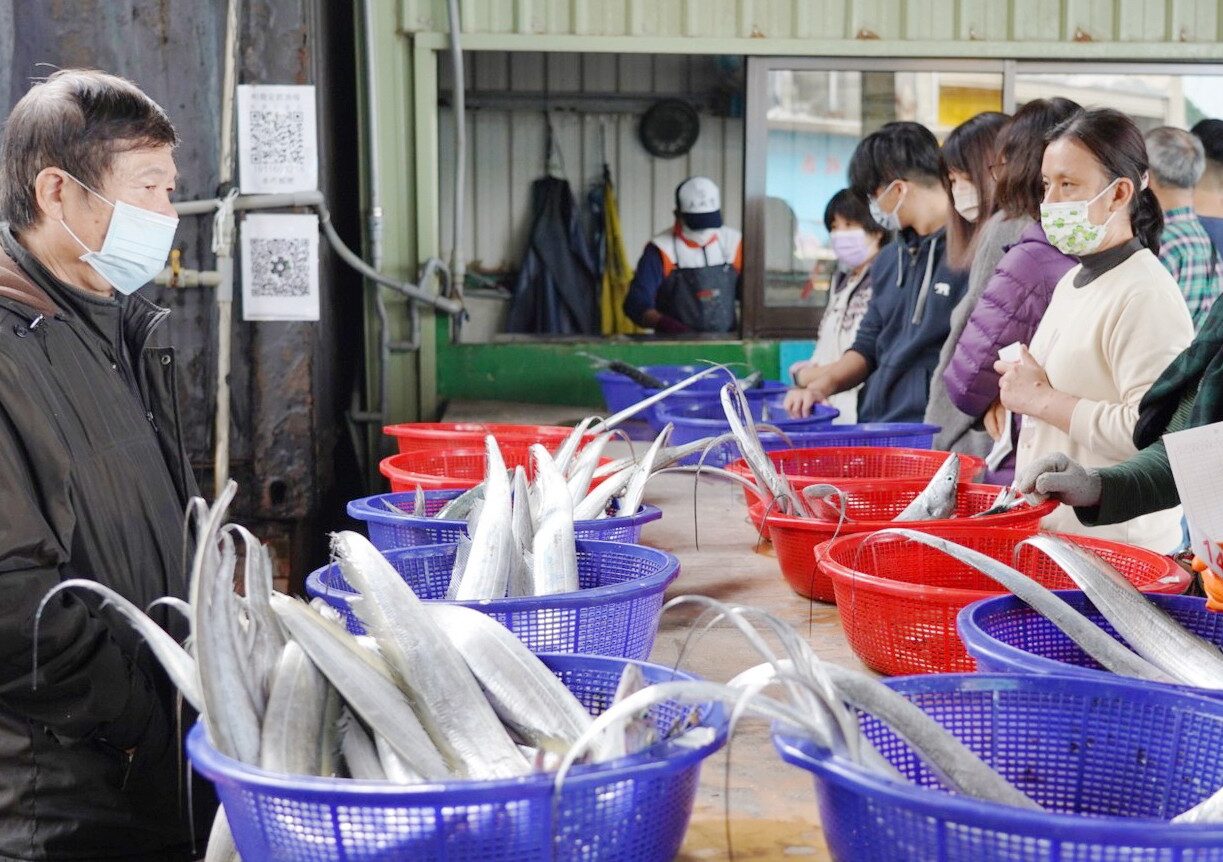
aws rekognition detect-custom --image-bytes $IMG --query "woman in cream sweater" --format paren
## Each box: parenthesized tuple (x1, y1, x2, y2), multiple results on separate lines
(995, 108, 1194, 551)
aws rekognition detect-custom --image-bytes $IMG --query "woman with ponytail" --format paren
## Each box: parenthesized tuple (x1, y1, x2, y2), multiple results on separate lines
(994, 108, 1193, 551)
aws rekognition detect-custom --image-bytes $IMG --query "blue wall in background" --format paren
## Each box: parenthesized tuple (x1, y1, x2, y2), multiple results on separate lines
(765, 128, 859, 246)
(778, 340, 817, 381)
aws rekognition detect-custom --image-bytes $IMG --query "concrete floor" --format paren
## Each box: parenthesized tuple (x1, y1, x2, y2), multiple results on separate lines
(443, 401, 875, 861)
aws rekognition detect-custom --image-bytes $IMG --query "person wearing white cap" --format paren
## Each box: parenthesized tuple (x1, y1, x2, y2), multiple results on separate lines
(623, 176, 743, 333)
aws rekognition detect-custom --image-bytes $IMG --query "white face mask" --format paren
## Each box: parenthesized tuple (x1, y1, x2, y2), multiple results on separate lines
(680, 224, 718, 246)
(952, 184, 981, 223)
(58, 172, 179, 295)
(1040, 178, 1121, 257)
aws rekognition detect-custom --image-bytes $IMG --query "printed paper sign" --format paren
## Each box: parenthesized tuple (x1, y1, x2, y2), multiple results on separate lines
(1166, 421, 1223, 568)
(236, 85, 318, 193)
(240, 213, 319, 322)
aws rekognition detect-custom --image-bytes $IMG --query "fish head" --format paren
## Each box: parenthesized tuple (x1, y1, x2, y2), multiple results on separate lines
(926, 453, 961, 511)
(801, 483, 847, 521)
(933, 453, 961, 487)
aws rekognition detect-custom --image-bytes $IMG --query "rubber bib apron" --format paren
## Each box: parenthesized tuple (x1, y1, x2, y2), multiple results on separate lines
(655, 244, 737, 332)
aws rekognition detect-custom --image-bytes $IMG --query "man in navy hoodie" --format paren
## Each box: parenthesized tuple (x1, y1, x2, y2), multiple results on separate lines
(785, 122, 967, 423)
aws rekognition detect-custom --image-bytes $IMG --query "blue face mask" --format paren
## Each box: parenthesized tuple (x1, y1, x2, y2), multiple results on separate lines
(59, 173, 178, 295)
(868, 180, 905, 233)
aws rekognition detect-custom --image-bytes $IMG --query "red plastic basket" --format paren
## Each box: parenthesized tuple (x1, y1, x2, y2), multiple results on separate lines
(380, 447, 611, 492)
(728, 447, 987, 508)
(383, 422, 579, 454)
(750, 480, 1059, 601)
(818, 525, 1189, 676)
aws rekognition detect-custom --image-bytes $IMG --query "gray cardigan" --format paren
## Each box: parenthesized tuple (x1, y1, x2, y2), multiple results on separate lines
(925, 212, 1031, 453)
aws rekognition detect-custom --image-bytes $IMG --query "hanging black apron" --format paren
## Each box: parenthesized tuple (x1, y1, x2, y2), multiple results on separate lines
(655, 243, 738, 333)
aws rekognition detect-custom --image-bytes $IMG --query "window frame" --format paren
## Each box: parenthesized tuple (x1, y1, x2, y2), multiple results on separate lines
(742, 56, 1008, 338)
(743, 57, 1223, 339)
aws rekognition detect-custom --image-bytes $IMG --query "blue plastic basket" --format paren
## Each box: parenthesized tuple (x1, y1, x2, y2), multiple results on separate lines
(958, 590, 1222, 698)
(348, 492, 664, 550)
(775, 672, 1223, 861)
(595, 364, 782, 427)
(648, 381, 792, 432)
(347, 489, 466, 547)
(596, 363, 708, 424)
(781, 422, 940, 450)
(657, 396, 840, 467)
(306, 539, 680, 659)
(188, 653, 727, 862)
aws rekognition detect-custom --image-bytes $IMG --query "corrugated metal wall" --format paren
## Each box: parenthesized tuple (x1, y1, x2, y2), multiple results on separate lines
(403, 0, 1223, 44)
(438, 52, 743, 273)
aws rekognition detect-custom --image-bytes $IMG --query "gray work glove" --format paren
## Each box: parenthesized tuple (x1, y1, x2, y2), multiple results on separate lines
(1015, 453, 1102, 507)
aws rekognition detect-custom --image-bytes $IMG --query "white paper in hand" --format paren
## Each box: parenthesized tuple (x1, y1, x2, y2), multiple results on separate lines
(1165, 421, 1223, 571)
(998, 342, 1023, 364)
(983, 344, 1024, 471)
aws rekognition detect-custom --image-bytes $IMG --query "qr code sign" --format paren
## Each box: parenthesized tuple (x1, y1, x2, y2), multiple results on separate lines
(238, 85, 317, 193)
(249, 110, 306, 167)
(249, 238, 310, 297)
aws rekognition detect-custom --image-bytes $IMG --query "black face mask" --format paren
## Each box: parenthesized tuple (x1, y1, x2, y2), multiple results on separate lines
(679, 212, 722, 232)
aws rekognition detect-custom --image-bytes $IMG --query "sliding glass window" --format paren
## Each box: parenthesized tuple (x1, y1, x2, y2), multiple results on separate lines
(744, 58, 1005, 338)
(743, 59, 1223, 339)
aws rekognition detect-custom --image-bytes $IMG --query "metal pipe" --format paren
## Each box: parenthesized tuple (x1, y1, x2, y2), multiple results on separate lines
(445, 0, 466, 305)
(174, 190, 325, 216)
(171, 191, 461, 315)
(317, 211, 462, 314)
(152, 267, 223, 287)
(213, 0, 241, 499)
(360, 0, 389, 458)
(360, 0, 384, 273)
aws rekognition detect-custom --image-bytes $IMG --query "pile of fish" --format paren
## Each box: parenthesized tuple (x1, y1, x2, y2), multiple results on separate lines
(34, 486, 683, 861)
(392, 429, 738, 601)
(379, 369, 780, 602)
(415, 367, 1018, 530)
(864, 528, 1223, 822)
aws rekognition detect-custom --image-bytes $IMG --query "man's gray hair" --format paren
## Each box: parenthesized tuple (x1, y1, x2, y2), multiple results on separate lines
(1145, 126, 1206, 190)
(0, 69, 177, 231)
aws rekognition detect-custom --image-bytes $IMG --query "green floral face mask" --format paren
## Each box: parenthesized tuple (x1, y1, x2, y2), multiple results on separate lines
(1040, 179, 1120, 256)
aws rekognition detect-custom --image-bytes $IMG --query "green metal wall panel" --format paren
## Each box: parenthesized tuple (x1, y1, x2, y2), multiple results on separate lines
(1010, 0, 1065, 41)
(436, 325, 782, 406)
(958, 0, 1010, 41)
(748, 0, 796, 39)
(793, 0, 848, 39)
(1171, 0, 1220, 42)
(1064, 0, 1115, 41)
(850, 0, 904, 40)
(906, 0, 958, 41)
(403, 0, 1223, 46)
(1117, 0, 1167, 41)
